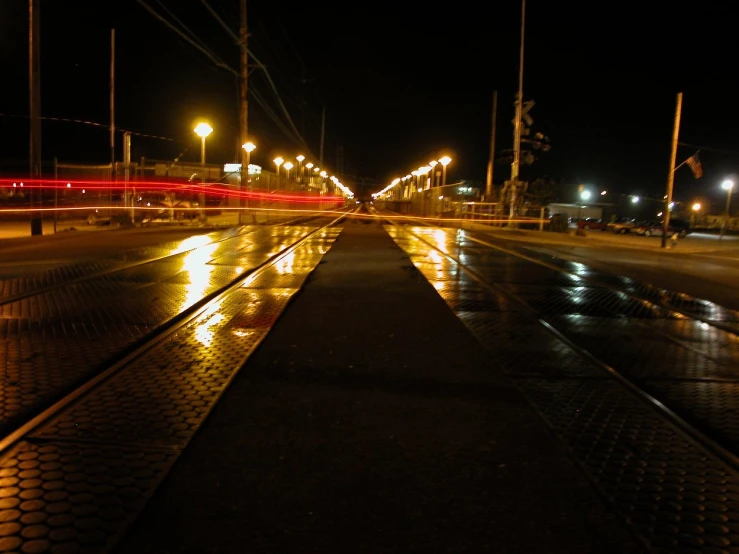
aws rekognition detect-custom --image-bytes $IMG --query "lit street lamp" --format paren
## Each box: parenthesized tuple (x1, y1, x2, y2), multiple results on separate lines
(194, 122, 213, 165)
(305, 162, 314, 185)
(429, 160, 438, 187)
(721, 179, 734, 239)
(242, 141, 256, 169)
(439, 156, 452, 187)
(296, 155, 305, 183)
(273, 157, 284, 190)
(692, 202, 701, 227)
(284, 161, 294, 181)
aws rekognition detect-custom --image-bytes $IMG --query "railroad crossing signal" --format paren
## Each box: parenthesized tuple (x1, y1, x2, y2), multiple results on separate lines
(521, 100, 535, 126)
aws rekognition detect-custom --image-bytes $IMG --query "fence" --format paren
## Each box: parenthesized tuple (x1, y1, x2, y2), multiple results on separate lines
(17, 160, 347, 230)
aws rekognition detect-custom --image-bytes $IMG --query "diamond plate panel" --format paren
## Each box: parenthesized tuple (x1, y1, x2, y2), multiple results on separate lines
(550, 315, 733, 381)
(436, 289, 519, 312)
(161, 264, 247, 286)
(641, 381, 739, 453)
(456, 312, 606, 378)
(517, 377, 739, 551)
(501, 284, 670, 318)
(103, 263, 187, 284)
(0, 441, 177, 553)
(208, 252, 271, 267)
(30, 328, 267, 447)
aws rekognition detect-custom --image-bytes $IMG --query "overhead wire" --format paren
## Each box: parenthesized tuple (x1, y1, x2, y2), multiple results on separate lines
(139, 0, 311, 153)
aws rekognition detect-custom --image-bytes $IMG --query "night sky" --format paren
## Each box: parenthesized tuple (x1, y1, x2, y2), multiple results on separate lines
(1, 0, 738, 204)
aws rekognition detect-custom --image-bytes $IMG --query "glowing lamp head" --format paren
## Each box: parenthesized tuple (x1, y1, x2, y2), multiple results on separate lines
(296, 155, 305, 162)
(306, 162, 314, 169)
(242, 142, 256, 153)
(320, 171, 327, 178)
(692, 203, 701, 211)
(283, 161, 294, 171)
(722, 180, 734, 191)
(429, 160, 438, 167)
(273, 157, 284, 167)
(439, 156, 452, 166)
(194, 123, 213, 138)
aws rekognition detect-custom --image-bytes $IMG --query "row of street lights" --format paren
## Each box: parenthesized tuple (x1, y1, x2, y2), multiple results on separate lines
(373, 156, 452, 199)
(273, 155, 352, 197)
(193, 122, 352, 197)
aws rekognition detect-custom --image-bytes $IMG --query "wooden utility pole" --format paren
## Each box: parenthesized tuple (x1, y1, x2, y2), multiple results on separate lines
(29, 0, 42, 235)
(239, 0, 248, 224)
(485, 90, 498, 200)
(110, 29, 115, 211)
(508, 0, 526, 224)
(661, 92, 682, 248)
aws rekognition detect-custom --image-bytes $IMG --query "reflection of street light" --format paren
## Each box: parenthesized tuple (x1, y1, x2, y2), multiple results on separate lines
(439, 156, 452, 187)
(194, 122, 213, 164)
(284, 161, 294, 180)
(721, 179, 734, 239)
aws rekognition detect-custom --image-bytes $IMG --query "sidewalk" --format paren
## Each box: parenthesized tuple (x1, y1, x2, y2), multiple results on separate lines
(460, 222, 739, 254)
(115, 219, 641, 553)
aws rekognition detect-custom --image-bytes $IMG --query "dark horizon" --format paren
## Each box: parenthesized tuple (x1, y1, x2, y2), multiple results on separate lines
(1, 0, 738, 204)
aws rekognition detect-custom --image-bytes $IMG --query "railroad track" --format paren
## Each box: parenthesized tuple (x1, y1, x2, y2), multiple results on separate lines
(382, 213, 739, 552)
(0, 211, 350, 436)
(0, 210, 349, 553)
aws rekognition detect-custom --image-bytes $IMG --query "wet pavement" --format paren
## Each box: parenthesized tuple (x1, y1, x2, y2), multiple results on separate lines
(115, 219, 640, 553)
(3, 216, 739, 551)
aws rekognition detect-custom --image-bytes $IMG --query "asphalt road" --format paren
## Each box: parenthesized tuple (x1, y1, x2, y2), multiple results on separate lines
(473, 227, 739, 311)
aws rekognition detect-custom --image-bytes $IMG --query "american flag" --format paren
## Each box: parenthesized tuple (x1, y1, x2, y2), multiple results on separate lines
(686, 152, 703, 179)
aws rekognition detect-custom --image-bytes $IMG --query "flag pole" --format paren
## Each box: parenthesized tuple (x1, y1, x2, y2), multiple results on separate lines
(662, 92, 683, 249)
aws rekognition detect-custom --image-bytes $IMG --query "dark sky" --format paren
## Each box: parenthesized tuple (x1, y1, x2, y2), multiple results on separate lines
(1, 0, 738, 203)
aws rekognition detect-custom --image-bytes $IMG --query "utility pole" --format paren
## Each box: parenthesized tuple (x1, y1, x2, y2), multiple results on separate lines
(110, 29, 115, 212)
(319, 106, 326, 167)
(661, 92, 683, 249)
(29, 0, 42, 235)
(508, 0, 526, 224)
(485, 90, 498, 200)
(239, 0, 248, 224)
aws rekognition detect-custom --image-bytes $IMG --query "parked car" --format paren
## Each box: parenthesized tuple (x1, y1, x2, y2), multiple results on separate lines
(606, 217, 636, 234)
(631, 221, 663, 236)
(576, 217, 609, 231)
(631, 219, 691, 238)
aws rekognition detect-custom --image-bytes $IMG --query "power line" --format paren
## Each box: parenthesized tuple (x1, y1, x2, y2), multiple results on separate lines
(139, 0, 311, 153)
(0, 113, 178, 141)
(138, 0, 236, 75)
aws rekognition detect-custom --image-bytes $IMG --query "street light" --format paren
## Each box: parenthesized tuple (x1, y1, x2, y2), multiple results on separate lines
(273, 157, 284, 190)
(439, 156, 452, 187)
(429, 160, 438, 187)
(194, 122, 213, 165)
(296, 155, 305, 183)
(242, 141, 256, 172)
(721, 179, 734, 239)
(284, 161, 294, 181)
(578, 189, 591, 223)
(305, 162, 314, 185)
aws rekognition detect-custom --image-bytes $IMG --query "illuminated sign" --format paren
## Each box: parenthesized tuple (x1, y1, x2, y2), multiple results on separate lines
(223, 163, 262, 175)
